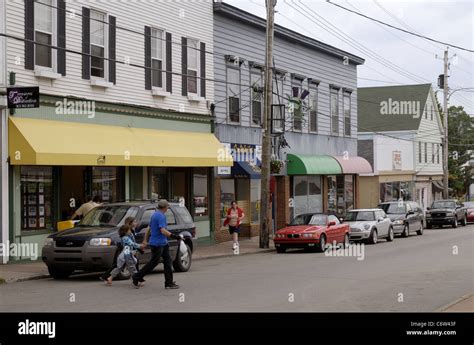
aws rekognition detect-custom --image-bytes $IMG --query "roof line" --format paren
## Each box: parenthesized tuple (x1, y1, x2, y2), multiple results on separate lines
(214, 2, 365, 65)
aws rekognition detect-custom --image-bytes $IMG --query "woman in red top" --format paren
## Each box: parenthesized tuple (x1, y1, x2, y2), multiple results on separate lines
(224, 201, 245, 250)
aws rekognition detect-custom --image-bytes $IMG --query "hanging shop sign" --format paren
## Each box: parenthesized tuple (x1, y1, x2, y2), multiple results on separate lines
(7, 87, 40, 109)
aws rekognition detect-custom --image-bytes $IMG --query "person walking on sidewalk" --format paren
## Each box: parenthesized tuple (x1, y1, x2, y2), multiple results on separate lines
(132, 199, 181, 289)
(224, 201, 245, 252)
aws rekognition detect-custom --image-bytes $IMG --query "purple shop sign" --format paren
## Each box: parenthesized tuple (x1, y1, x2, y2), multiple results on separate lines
(7, 87, 40, 109)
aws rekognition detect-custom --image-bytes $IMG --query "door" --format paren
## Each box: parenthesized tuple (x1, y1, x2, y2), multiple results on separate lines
(327, 214, 343, 244)
(405, 203, 417, 230)
(412, 202, 423, 230)
(135, 208, 155, 263)
(376, 210, 389, 237)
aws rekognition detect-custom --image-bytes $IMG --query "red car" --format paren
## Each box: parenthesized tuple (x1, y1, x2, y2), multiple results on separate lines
(274, 213, 350, 253)
(465, 202, 474, 223)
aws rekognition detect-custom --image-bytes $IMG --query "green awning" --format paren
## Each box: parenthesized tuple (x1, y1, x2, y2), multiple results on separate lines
(286, 154, 342, 175)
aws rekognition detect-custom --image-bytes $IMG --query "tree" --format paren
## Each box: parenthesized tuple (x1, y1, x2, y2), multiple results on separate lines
(446, 105, 474, 199)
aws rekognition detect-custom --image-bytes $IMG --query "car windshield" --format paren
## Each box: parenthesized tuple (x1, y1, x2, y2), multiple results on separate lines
(79, 206, 139, 227)
(345, 211, 375, 222)
(290, 214, 327, 226)
(378, 203, 405, 214)
(431, 201, 456, 209)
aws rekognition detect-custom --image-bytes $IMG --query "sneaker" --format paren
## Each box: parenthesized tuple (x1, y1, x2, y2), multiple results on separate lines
(232, 243, 237, 250)
(165, 282, 180, 289)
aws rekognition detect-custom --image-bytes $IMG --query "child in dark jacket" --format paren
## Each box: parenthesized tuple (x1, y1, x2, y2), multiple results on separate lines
(106, 225, 144, 287)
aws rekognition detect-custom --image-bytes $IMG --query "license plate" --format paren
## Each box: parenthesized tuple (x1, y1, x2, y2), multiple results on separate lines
(308, 243, 315, 247)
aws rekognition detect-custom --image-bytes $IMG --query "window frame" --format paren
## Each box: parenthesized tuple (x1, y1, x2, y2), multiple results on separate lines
(34, 0, 56, 70)
(431, 143, 435, 164)
(186, 37, 200, 95)
(227, 65, 241, 124)
(424, 142, 428, 163)
(330, 88, 339, 135)
(250, 68, 263, 127)
(343, 91, 351, 137)
(272, 75, 285, 132)
(89, 8, 108, 80)
(418, 142, 422, 163)
(291, 77, 303, 132)
(150, 27, 166, 90)
(308, 82, 318, 133)
(437, 144, 440, 164)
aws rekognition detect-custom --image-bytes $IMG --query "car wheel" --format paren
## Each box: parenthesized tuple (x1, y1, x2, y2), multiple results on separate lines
(276, 247, 287, 253)
(416, 223, 424, 236)
(316, 234, 326, 252)
(452, 218, 458, 228)
(387, 227, 394, 242)
(343, 233, 350, 248)
(461, 216, 467, 226)
(401, 224, 409, 238)
(173, 243, 192, 272)
(47, 266, 73, 280)
(368, 229, 378, 245)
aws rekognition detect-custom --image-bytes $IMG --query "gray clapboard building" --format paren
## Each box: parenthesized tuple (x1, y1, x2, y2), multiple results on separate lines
(212, 2, 371, 242)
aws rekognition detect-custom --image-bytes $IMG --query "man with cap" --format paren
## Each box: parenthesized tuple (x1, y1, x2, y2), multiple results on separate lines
(132, 199, 180, 289)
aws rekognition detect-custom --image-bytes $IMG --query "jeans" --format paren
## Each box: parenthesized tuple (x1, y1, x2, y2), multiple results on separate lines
(110, 254, 138, 278)
(133, 244, 173, 286)
(102, 248, 139, 280)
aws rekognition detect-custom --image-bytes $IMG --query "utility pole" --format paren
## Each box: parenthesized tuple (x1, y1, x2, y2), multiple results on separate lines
(259, 0, 276, 248)
(442, 48, 449, 199)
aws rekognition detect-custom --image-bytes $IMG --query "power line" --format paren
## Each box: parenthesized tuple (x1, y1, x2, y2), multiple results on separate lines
(326, 0, 474, 53)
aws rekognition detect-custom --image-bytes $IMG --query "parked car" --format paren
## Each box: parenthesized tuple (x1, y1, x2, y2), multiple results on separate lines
(463, 201, 474, 223)
(42, 202, 197, 279)
(426, 200, 467, 228)
(344, 209, 393, 244)
(274, 213, 350, 253)
(377, 201, 424, 237)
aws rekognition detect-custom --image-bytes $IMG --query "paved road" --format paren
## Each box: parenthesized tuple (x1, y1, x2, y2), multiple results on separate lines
(1, 225, 473, 312)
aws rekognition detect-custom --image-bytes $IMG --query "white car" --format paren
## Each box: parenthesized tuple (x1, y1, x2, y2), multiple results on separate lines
(344, 209, 394, 244)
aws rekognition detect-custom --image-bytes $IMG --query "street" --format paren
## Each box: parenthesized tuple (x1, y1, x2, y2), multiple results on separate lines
(0, 225, 472, 312)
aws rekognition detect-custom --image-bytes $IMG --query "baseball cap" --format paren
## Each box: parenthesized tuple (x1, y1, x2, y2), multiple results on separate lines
(158, 199, 169, 208)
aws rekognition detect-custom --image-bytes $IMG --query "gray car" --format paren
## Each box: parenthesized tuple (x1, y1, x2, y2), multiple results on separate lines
(378, 201, 424, 237)
(42, 202, 197, 279)
(344, 209, 394, 244)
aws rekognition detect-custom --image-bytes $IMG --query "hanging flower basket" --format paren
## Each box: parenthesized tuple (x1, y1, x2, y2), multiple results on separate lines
(270, 159, 284, 174)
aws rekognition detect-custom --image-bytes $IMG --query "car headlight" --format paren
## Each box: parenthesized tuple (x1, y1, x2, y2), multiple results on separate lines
(43, 238, 54, 247)
(426, 213, 431, 218)
(446, 212, 453, 216)
(89, 238, 112, 246)
(393, 220, 404, 225)
(363, 223, 371, 230)
(302, 233, 314, 238)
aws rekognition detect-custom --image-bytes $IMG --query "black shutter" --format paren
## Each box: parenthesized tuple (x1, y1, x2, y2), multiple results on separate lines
(166, 32, 172, 93)
(108, 15, 116, 84)
(144, 26, 151, 90)
(200, 42, 206, 98)
(57, 0, 66, 75)
(81, 7, 90, 80)
(181, 37, 187, 96)
(24, 0, 34, 70)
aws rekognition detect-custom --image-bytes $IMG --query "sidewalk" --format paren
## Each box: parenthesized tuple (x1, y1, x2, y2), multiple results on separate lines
(0, 236, 274, 284)
(437, 293, 474, 312)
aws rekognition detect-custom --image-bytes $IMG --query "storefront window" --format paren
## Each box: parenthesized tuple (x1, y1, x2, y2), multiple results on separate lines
(327, 176, 337, 214)
(92, 167, 124, 203)
(150, 168, 168, 200)
(130, 167, 143, 200)
(328, 175, 354, 216)
(236, 179, 250, 224)
(193, 168, 208, 218)
(293, 176, 322, 216)
(250, 179, 261, 224)
(400, 181, 413, 200)
(380, 181, 414, 203)
(21, 166, 54, 231)
(220, 179, 235, 226)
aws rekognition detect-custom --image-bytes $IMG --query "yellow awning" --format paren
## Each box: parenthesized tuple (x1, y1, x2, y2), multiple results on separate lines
(9, 117, 232, 167)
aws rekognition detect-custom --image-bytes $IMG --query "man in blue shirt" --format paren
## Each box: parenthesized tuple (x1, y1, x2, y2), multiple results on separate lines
(132, 199, 180, 289)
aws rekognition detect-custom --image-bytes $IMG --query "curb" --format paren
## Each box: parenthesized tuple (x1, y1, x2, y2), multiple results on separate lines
(436, 293, 473, 312)
(2, 249, 275, 284)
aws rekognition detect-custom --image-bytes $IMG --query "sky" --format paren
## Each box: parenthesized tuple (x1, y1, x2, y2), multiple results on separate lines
(222, 0, 474, 114)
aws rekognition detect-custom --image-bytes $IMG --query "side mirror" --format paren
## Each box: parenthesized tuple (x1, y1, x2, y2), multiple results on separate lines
(377, 217, 384, 222)
(137, 223, 148, 232)
(328, 221, 336, 227)
(339, 217, 344, 223)
(426, 207, 431, 210)
(407, 210, 414, 215)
